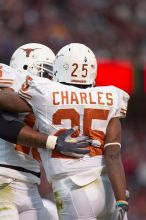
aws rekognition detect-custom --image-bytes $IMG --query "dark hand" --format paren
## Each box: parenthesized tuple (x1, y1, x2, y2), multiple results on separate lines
(55, 127, 90, 157)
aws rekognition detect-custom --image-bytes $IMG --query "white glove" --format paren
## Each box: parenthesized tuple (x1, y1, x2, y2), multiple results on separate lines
(111, 201, 128, 220)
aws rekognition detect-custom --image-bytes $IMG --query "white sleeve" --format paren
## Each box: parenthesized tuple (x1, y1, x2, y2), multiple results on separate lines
(18, 75, 34, 106)
(0, 64, 26, 92)
(0, 64, 15, 88)
(113, 87, 130, 118)
(18, 75, 45, 113)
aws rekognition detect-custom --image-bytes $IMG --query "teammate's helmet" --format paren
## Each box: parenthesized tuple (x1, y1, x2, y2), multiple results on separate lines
(10, 43, 55, 78)
(53, 43, 97, 86)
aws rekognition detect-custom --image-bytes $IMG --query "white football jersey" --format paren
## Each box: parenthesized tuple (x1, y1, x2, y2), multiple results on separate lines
(0, 63, 25, 91)
(19, 76, 130, 183)
(0, 64, 40, 183)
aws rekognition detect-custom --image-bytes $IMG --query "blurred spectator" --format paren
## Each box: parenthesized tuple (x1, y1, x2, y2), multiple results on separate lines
(0, 0, 146, 65)
(122, 120, 146, 220)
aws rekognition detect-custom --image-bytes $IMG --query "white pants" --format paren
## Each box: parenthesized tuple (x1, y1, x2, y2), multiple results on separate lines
(0, 177, 46, 220)
(52, 174, 128, 220)
(42, 199, 59, 220)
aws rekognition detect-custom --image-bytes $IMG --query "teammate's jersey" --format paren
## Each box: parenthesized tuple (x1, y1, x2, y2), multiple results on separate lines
(0, 64, 40, 184)
(19, 76, 130, 183)
(0, 63, 25, 90)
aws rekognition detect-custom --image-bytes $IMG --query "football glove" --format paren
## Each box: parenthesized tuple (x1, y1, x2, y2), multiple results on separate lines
(46, 127, 90, 157)
(111, 201, 128, 220)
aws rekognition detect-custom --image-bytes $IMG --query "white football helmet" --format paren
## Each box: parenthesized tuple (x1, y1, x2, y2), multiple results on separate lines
(10, 43, 55, 78)
(53, 43, 97, 86)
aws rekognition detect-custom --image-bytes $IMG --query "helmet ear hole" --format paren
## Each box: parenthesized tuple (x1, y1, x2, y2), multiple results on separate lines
(23, 65, 28, 70)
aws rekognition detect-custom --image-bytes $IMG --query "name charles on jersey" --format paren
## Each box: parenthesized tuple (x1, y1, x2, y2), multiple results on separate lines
(52, 90, 113, 106)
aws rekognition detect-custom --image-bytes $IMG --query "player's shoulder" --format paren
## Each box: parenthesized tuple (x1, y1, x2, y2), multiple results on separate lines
(110, 85, 129, 97)
(109, 85, 130, 105)
(0, 63, 16, 77)
(29, 75, 51, 84)
(0, 63, 12, 70)
(109, 86, 130, 118)
(0, 63, 26, 80)
(28, 76, 60, 89)
(93, 85, 130, 99)
(0, 63, 18, 87)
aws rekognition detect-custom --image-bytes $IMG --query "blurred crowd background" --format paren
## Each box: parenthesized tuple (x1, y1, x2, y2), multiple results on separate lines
(1, 0, 146, 65)
(0, 0, 146, 219)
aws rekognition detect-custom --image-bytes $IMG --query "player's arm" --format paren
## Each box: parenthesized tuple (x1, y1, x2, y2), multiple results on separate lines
(0, 111, 47, 146)
(0, 112, 90, 155)
(104, 117, 128, 219)
(0, 90, 31, 112)
(17, 125, 48, 148)
(104, 117, 125, 200)
(0, 112, 26, 143)
(18, 125, 90, 156)
(18, 125, 90, 155)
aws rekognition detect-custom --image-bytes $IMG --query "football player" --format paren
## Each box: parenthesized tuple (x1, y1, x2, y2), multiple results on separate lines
(0, 43, 55, 220)
(0, 43, 129, 220)
(0, 43, 89, 220)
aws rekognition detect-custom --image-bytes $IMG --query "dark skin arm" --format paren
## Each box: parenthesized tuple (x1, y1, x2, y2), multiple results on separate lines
(104, 117, 126, 201)
(17, 125, 48, 148)
(0, 89, 47, 148)
(0, 111, 48, 148)
(0, 90, 31, 112)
